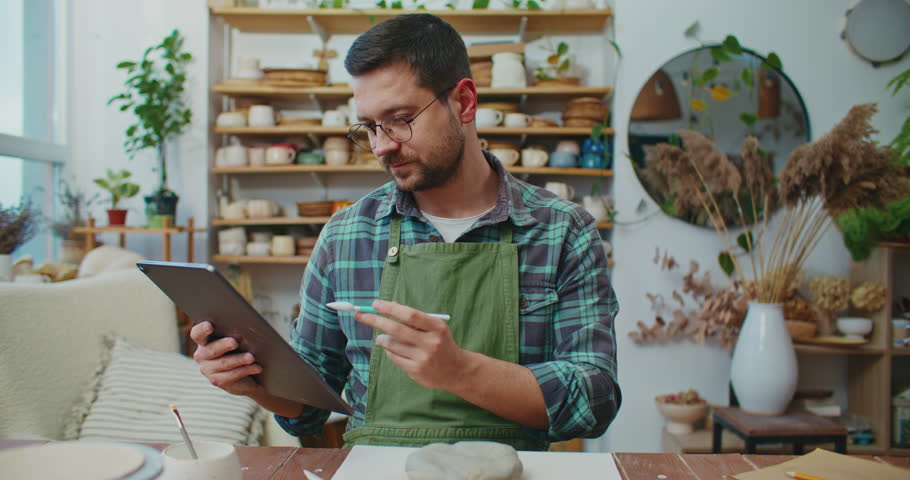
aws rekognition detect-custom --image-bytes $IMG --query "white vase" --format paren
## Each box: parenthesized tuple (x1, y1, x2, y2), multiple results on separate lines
(730, 301, 798, 415)
(0, 254, 12, 282)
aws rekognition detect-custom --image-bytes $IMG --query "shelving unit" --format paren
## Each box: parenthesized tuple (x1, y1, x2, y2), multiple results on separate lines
(73, 217, 204, 262)
(213, 83, 612, 99)
(791, 240, 910, 456)
(211, 164, 613, 177)
(215, 125, 610, 136)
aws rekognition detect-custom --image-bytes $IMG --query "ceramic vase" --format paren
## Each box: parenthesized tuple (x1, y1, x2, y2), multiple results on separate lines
(730, 302, 798, 415)
(0, 254, 11, 282)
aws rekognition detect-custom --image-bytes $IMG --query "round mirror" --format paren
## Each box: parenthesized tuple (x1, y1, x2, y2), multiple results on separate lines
(628, 46, 811, 227)
(843, 0, 910, 66)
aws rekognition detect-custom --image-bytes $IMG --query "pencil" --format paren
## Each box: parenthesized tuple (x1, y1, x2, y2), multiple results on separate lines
(169, 404, 198, 460)
(786, 471, 829, 480)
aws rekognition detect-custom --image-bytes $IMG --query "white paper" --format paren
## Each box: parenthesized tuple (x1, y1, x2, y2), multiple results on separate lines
(332, 445, 622, 480)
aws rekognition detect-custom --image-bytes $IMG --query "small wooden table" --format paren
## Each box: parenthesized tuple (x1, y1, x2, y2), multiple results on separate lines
(713, 406, 848, 455)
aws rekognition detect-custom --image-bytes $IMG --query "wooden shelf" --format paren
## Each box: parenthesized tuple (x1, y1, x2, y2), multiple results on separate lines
(890, 347, 910, 355)
(212, 83, 612, 99)
(211, 216, 331, 226)
(212, 164, 613, 177)
(214, 125, 611, 136)
(879, 240, 910, 249)
(794, 344, 886, 355)
(210, 8, 612, 34)
(212, 255, 310, 264)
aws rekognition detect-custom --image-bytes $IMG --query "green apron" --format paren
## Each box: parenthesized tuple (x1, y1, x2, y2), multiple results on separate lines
(342, 215, 549, 451)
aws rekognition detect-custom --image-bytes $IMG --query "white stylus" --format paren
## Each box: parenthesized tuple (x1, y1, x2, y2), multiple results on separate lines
(326, 301, 450, 321)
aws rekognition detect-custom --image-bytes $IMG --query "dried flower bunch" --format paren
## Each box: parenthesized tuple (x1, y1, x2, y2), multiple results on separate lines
(809, 276, 850, 313)
(850, 281, 888, 312)
(631, 248, 747, 348)
(647, 104, 910, 304)
(0, 201, 41, 255)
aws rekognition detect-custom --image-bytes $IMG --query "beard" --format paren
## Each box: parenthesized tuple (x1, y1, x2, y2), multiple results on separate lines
(380, 111, 465, 192)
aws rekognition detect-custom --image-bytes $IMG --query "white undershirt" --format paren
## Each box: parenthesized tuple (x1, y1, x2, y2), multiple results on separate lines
(421, 207, 494, 243)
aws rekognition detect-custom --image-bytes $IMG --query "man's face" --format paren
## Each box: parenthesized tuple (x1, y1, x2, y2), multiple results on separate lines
(352, 66, 465, 192)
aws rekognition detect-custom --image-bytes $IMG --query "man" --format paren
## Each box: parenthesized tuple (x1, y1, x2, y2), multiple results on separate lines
(191, 13, 620, 451)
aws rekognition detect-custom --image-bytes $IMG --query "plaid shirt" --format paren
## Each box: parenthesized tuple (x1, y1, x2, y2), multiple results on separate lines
(276, 154, 621, 442)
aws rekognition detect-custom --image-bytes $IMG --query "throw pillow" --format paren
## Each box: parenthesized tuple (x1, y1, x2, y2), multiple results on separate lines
(64, 335, 267, 446)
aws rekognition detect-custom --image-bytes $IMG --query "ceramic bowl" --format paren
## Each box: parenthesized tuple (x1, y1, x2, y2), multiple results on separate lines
(655, 400, 708, 434)
(837, 317, 873, 339)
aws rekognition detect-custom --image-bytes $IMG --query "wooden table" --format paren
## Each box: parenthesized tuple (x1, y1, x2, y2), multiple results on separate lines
(2, 440, 908, 479)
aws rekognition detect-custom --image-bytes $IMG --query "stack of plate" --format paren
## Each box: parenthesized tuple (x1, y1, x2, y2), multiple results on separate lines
(262, 68, 327, 87)
(561, 97, 607, 127)
(0, 441, 164, 480)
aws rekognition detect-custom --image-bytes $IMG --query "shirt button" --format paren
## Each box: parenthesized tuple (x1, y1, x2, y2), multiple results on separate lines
(429, 235, 440, 242)
(519, 297, 529, 309)
(387, 246, 399, 257)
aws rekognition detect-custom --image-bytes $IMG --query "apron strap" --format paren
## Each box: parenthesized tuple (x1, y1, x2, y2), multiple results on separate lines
(499, 222, 512, 243)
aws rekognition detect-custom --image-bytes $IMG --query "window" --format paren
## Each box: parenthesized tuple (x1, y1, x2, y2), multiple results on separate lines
(0, 0, 67, 263)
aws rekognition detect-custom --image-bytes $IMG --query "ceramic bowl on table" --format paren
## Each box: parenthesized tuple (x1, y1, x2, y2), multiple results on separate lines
(655, 399, 708, 434)
(836, 317, 873, 339)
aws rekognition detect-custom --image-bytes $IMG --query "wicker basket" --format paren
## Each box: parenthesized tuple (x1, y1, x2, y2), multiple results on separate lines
(786, 320, 818, 342)
(296, 201, 335, 217)
(262, 68, 327, 87)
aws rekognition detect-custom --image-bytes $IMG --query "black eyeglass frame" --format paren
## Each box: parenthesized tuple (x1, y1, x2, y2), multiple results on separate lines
(347, 84, 457, 150)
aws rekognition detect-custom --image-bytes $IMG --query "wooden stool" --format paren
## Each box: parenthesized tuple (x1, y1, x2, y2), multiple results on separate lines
(712, 407, 847, 454)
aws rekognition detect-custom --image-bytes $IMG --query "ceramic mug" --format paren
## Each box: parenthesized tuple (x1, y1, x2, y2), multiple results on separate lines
(218, 242, 245, 256)
(266, 144, 296, 165)
(222, 202, 248, 219)
(555, 139, 581, 155)
(272, 235, 295, 257)
(581, 152, 605, 169)
(504, 112, 531, 127)
(218, 227, 246, 244)
(250, 231, 273, 243)
(521, 148, 548, 167)
(545, 181, 575, 200)
(322, 110, 347, 127)
(215, 144, 248, 167)
(549, 151, 578, 168)
(296, 150, 323, 165)
(248, 105, 276, 127)
(490, 148, 520, 166)
(248, 145, 267, 166)
(246, 241, 271, 257)
(322, 136, 350, 152)
(160, 442, 243, 480)
(325, 150, 351, 166)
(582, 195, 612, 221)
(475, 108, 504, 127)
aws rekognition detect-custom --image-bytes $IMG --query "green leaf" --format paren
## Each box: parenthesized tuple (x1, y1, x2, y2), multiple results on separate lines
(722, 35, 742, 55)
(736, 232, 754, 252)
(558, 58, 570, 72)
(683, 21, 700, 38)
(756, 147, 768, 158)
(740, 112, 758, 127)
(390, 0, 403, 7)
(557, 41, 569, 56)
(764, 52, 782, 70)
(526, 0, 542, 9)
(718, 252, 735, 276)
(472, 0, 489, 8)
(445, 2, 456, 8)
(591, 124, 603, 141)
(700, 67, 719, 84)
(710, 46, 731, 63)
(609, 40, 622, 57)
(116, 61, 136, 69)
(741, 68, 753, 88)
(93, 179, 110, 190)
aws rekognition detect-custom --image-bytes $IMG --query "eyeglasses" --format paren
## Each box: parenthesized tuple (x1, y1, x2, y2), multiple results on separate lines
(347, 85, 456, 151)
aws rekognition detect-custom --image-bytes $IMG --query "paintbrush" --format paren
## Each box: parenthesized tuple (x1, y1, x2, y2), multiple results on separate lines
(786, 472, 829, 480)
(169, 404, 198, 460)
(326, 301, 450, 321)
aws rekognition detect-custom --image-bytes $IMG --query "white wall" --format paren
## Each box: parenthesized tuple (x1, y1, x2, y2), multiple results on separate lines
(67, 0, 210, 261)
(601, 0, 909, 452)
(65, 0, 909, 452)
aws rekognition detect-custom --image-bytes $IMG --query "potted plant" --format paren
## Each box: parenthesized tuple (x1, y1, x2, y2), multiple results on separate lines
(93, 169, 140, 227)
(50, 179, 100, 264)
(107, 29, 193, 228)
(0, 201, 41, 281)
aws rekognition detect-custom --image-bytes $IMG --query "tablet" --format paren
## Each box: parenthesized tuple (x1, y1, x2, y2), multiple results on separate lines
(136, 260, 353, 415)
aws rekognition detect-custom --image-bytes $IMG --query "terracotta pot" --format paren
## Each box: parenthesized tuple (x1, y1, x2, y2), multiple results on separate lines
(106, 209, 128, 226)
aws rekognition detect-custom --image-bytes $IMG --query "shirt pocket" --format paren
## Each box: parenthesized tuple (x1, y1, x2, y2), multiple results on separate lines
(518, 286, 559, 362)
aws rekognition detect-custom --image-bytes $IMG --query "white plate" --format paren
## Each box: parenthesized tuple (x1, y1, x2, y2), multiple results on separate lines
(0, 441, 159, 480)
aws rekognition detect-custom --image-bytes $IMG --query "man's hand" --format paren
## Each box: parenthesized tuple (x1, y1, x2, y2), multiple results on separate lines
(354, 300, 474, 391)
(190, 321, 264, 397)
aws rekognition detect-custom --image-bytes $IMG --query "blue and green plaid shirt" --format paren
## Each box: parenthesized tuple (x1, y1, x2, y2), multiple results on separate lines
(276, 154, 620, 442)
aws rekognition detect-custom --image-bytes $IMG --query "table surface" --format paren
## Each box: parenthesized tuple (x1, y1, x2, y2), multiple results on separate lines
(2, 440, 908, 479)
